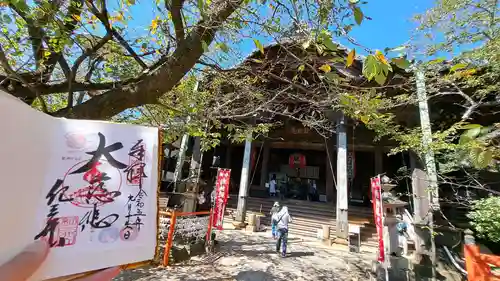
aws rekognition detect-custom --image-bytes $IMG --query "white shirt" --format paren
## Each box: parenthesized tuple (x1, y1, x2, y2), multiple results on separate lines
(269, 179, 276, 193)
(272, 206, 292, 229)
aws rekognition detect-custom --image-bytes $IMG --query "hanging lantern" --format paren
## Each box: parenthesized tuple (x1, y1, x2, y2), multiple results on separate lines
(289, 153, 306, 169)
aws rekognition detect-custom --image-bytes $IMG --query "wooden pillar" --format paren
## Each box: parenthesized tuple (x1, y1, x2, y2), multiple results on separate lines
(325, 138, 335, 203)
(260, 141, 270, 189)
(235, 136, 252, 224)
(336, 113, 349, 239)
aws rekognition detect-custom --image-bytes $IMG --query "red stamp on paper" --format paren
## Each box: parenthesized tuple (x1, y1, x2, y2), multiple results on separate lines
(120, 226, 139, 241)
(50, 216, 79, 247)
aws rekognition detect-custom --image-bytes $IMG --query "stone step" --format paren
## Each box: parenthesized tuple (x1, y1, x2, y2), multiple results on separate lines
(226, 207, 374, 228)
(227, 199, 374, 216)
(287, 228, 379, 247)
(225, 208, 378, 239)
(228, 202, 373, 219)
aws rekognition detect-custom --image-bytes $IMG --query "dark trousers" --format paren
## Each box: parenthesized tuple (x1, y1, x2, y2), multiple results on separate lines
(276, 228, 288, 256)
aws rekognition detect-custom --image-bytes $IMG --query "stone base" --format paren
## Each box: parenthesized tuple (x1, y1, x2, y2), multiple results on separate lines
(245, 225, 257, 232)
(232, 221, 247, 229)
(189, 241, 206, 256)
(170, 246, 190, 263)
(321, 239, 332, 246)
(332, 237, 348, 245)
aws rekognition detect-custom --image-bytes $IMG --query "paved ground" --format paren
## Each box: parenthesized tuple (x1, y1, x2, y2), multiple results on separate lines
(113, 227, 375, 281)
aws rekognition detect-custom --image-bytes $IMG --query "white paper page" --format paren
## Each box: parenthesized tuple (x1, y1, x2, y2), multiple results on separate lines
(31, 119, 159, 280)
(0, 90, 55, 267)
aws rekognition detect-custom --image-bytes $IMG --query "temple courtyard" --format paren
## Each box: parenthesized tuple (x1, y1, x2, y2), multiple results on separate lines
(113, 226, 374, 281)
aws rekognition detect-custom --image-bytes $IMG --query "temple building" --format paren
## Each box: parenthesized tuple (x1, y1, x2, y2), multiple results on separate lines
(160, 35, 500, 244)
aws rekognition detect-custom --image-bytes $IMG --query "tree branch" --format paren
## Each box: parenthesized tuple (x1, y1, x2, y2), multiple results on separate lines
(167, 0, 186, 44)
(67, 32, 112, 108)
(54, 0, 243, 119)
(86, 0, 147, 69)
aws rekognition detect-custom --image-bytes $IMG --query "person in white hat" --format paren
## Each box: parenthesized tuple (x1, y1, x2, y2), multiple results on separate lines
(270, 202, 280, 239)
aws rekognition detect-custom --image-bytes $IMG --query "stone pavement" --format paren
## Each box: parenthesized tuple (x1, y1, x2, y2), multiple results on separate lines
(114, 227, 376, 281)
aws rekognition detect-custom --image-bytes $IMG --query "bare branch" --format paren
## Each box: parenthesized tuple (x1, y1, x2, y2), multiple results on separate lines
(86, 0, 148, 69)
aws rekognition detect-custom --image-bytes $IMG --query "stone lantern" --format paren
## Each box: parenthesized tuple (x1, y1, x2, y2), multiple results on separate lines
(381, 176, 409, 257)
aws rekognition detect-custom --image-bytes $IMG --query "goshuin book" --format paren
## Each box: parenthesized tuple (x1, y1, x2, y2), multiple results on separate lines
(0, 90, 160, 280)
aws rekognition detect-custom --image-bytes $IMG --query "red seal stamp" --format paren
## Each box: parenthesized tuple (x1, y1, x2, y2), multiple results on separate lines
(120, 226, 139, 242)
(51, 216, 79, 247)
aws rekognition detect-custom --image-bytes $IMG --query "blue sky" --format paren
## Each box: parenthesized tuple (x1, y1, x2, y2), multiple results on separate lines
(233, 0, 436, 62)
(344, 0, 434, 52)
(106, 0, 435, 66)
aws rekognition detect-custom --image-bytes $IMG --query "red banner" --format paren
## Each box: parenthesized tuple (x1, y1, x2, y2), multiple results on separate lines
(371, 176, 385, 262)
(212, 168, 231, 230)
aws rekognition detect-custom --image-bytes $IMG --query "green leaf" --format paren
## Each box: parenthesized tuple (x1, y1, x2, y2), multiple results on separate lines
(353, 7, 364, 25)
(202, 41, 209, 52)
(476, 150, 493, 169)
(379, 61, 391, 75)
(141, 43, 147, 49)
(319, 33, 338, 51)
(363, 55, 378, 81)
(298, 65, 305, 72)
(464, 127, 482, 139)
(428, 57, 446, 65)
(374, 72, 387, 85)
(459, 135, 473, 145)
(253, 39, 264, 55)
(450, 63, 468, 72)
(461, 124, 482, 130)
(13, 0, 29, 12)
(217, 42, 229, 53)
(197, 0, 204, 11)
(392, 57, 411, 69)
(324, 72, 340, 83)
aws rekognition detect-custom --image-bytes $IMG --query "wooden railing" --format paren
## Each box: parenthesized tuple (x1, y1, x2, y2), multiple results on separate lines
(464, 229, 500, 281)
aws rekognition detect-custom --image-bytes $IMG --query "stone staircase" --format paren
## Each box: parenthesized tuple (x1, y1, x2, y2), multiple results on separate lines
(225, 196, 379, 248)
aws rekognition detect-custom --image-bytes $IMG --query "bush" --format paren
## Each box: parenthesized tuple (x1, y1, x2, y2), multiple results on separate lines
(467, 196, 500, 243)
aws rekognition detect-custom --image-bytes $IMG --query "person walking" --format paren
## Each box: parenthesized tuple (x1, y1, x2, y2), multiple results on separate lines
(269, 201, 280, 239)
(269, 174, 277, 197)
(272, 205, 292, 257)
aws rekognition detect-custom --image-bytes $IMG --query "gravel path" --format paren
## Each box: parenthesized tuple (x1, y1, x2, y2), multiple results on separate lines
(113, 228, 375, 281)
